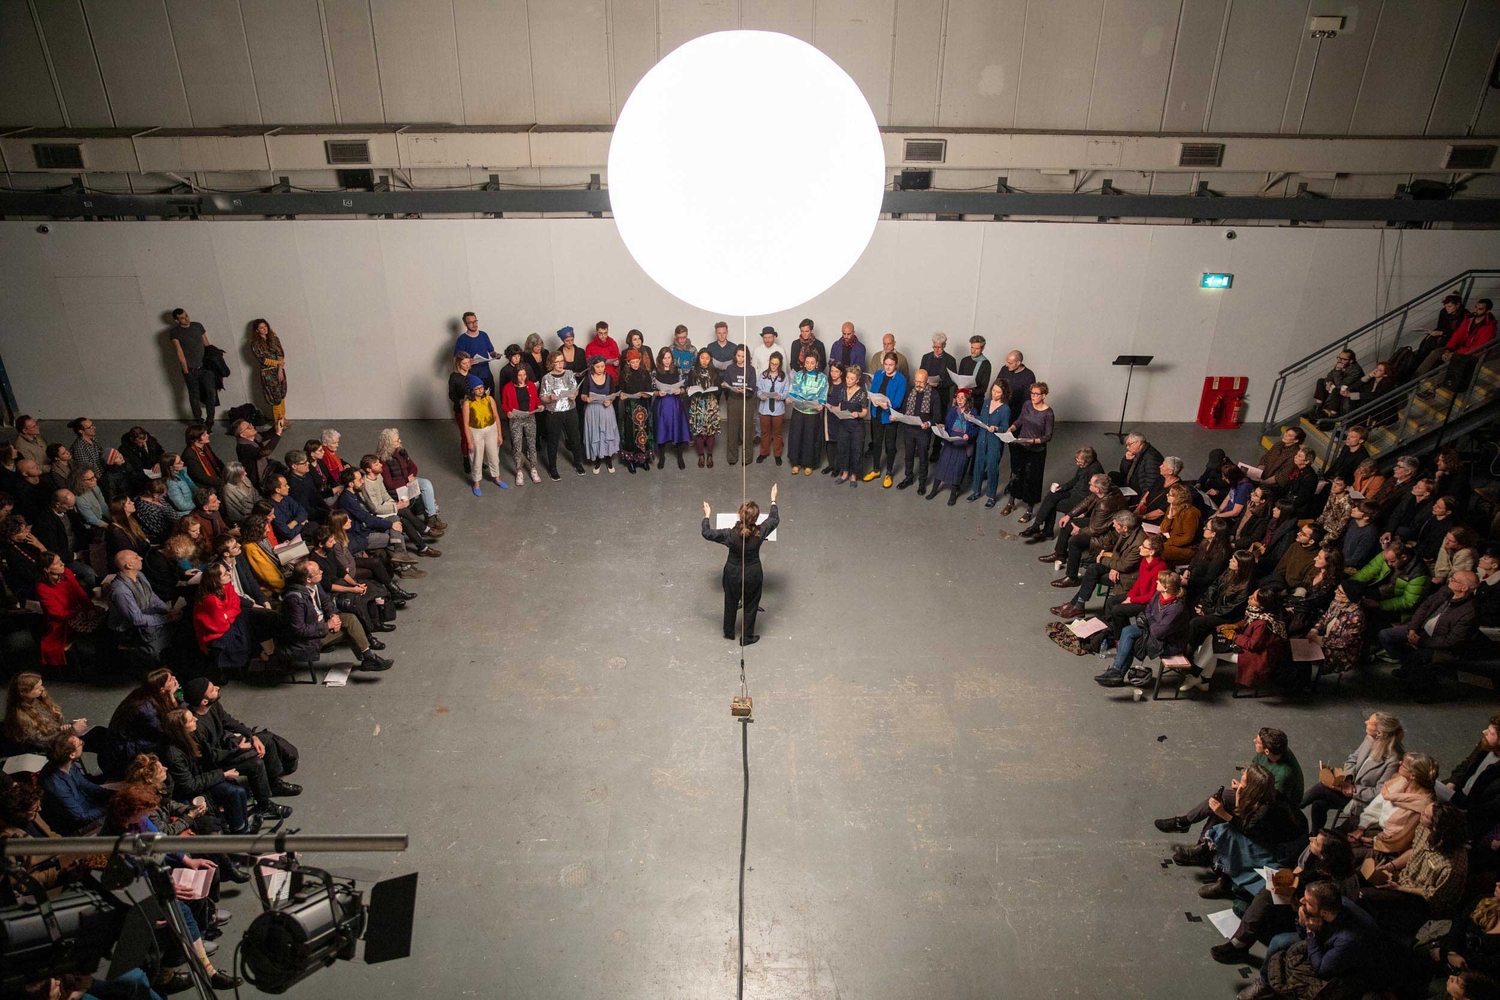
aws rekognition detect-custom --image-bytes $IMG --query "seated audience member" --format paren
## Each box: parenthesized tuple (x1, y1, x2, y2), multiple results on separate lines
(212, 535, 273, 621)
(356, 457, 441, 556)
(1020, 446, 1102, 543)
(0, 514, 54, 596)
(103, 669, 179, 776)
(1373, 456, 1420, 522)
(305, 438, 340, 500)
(1241, 883, 1381, 1000)
(1232, 588, 1291, 693)
(134, 479, 183, 543)
(1254, 499, 1302, 578)
(1206, 461, 1251, 520)
(1356, 543, 1429, 628)
(1212, 831, 1358, 964)
(237, 513, 285, 594)
(12, 414, 49, 470)
(1346, 360, 1399, 426)
(284, 449, 328, 521)
(1182, 517, 1234, 603)
(1179, 550, 1255, 691)
(118, 424, 165, 491)
(1301, 713, 1404, 835)
(1447, 717, 1500, 840)
(1249, 425, 1306, 487)
(192, 563, 252, 674)
(0, 782, 78, 891)
(1445, 895, 1500, 984)
(376, 427, 445, 532)
(1349, 752, 1438, 858)
(3, 672, 85, 755)
(67, 415, 119, 479)
(1433, 446, 1473, 518)
(1446, 970, 1500, 1000)
(336, 467, 409, 559)
(330, 510, 417, 593)
(319, 428, 346, 481)
(107, 550, 177, 668)
(1413, 297, 1496, 382)
(1323, 425, 1371, 488)
(67, 467, 107, 529)
(162, 451, 198, 513)
(221, 461, 260, 526)
(1300, 581, 1365, 677)
(1196, 763, 1307, 899)
(1100, 535, 1167, 631)
(161, 707, 255, 835)
(1113, 434, 1164, 497)
(1273, 522, 1326, 590)
(38, 730, 111, 835)
(1043, 474, 1127, 586)
(1285, 545, 1344, 635)
(1231, 486, 1273, 550)
(267, 471, 309, 542)
(1092, 570, 1188, 688)
(1310, 348, 1364, 419)
(182, 676, 299, 800)
(1350, 456, 1385, 503)
(232, 416, 282, 492)
(39, 444, 71, 492)
(182, 424, 225, 490)
(34, 552, 103, 669)
(1160, 727, 1305, 837)
(1051, 509, 1146, 618)
(1479, 550, 1500, 622)
(30, 489, 95, 588)
(280, 558, 393, 671)
(1378, 570, 1479, 699)
(1385, 476, 1436, 543)
(1434, 527, 1479, 587)
(1361, 801, 1468, 938)
(1157, 483, 1201, 563)
(309, 525, 395, 637)
(103, 497, 151, 564)
(1409, 492, 1458, 564)
(146, 530, 204, 604)
(1282, 447, 1322, 520)
(186, 487, 229, 549)
(1339, 500, 1381, 572)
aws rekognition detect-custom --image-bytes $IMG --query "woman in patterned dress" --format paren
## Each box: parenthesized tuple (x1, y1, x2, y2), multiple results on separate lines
(249, 319, 287, 424)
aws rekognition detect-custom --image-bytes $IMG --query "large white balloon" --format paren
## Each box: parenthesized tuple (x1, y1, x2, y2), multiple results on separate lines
(607, 30, 886, 317)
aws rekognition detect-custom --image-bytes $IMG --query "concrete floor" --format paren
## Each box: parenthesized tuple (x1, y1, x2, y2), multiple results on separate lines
(26, 415, 1491, 1000)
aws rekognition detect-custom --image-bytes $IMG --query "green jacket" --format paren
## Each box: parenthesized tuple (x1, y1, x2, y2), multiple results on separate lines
(1352, 551, 1394, 585)
(1381, 567, 1430, 616)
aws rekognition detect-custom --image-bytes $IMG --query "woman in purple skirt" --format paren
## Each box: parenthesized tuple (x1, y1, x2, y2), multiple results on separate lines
(653, 346, 691, 469)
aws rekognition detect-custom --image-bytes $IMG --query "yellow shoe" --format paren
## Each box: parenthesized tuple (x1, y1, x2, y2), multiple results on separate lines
(791, 466, 800, 474)
(882, 475, 893, 488)
(862, 471, 879, 482)
(803, 467, 812, 476)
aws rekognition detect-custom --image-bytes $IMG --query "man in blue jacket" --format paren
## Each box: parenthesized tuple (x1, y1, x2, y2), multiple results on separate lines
(39, 730, 112, 834)
(1240, 883, 1380, 1000)
(268, 473, 309, 542)
(862, 354, 907, 488)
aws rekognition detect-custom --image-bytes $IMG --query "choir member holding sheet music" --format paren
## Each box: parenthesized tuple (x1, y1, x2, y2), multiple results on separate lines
(618, 349, 656, 475)
(820, 362, 844, 475)
(966, 381, 1011, 507)
(653, 347, 691, 469)
(581, 356, 619, 474)
(919, 334, 958, 462)
(686, 349, 722, 468)
(1000, 382, 1054, 519)
(702, 483, 779, 646)
(541, 352, 586, 478)
(832, 366, 869, 485)
(557, 326, 589, 448)
(787, 352, 828, 475)
(722, 346, 756, 466)
(756, 352, 788, 466)
(894, 369, 941, 491)
(927, 388, 975, 505)
(959, 335, 992, 403)
(863, 354, 907, 487)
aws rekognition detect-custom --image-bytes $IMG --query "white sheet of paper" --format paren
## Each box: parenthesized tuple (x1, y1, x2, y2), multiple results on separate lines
(888, 409, 923, 426)
(1238, 463, 1265, 482)
(1141, 523, 1162, 535)
(867, 392, 891, 408)
(1290, 638, 1325, 662)
(1067, 617, 1108, 638)
(828, 406, 858, 421)
(1315, 479, 1329, 494)
(1348, 490, 1364, 500)
(651, 378, 682, 393)
(1119, 487, 1138, 497)
(686, 384, 718, 397)
(931, 425, 961, 442)
(323, 666, 351, 687)
(1206, 909, 1241, 939)
(949, 370, 978, 389)
(998, 431, 1017, 443)
(1481, 627, 1500, 642)
(716, 512, 777, 542)
(144, 469, 162, 480)
(396, 482, 419, 501)
(711, 358, 733, 370)
(171, 867, 213, 900)
(2, 753, 47, 775)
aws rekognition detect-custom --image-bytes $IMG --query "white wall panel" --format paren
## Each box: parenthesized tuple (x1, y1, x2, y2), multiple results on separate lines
(529, 0, 611, 124)
(1205, 0, 1304, 133)
(609, 0, 658, 117)
(4, 220, 1499, 422)
(658, 0, 736, 56)
(1013, 0, 1102, 131)
(239, 0, 337, 124)
(889, 0, 944, 126)
(81, 0, 192, 127)
(0, 4, 63, 126)
(813, 0, 896, 125)
(1087, 0, 1181, 131)
(1426, 0, 1500, 135)
(1350, 0, 1465, 135)
(166, 0, 263, 125)
(453, 0, 535, 124)
(32, 0, 113, 126)
(742, 0, 814, 41)
(1159, 0, 1228, 132)
(321, 0, 385, 123)
(369, 0, 464, 124)
(937, 0, 1025, 127)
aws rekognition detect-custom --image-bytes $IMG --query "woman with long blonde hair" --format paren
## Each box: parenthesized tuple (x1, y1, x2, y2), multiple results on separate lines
(1302, 712, 1405, 834)
(4, 672, 84, 751)
(701, 485, 780, 645)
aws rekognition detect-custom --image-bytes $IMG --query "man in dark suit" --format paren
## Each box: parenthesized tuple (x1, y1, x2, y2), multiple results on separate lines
(1448, 715, 1500, 842)
(30, 488, 96, 589)
(1378, 571, 1479, 700)
(1113, 434, 1164, 497)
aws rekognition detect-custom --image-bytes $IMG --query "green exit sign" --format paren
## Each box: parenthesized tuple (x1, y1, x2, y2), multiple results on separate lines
(1201, 272, 1234, 289)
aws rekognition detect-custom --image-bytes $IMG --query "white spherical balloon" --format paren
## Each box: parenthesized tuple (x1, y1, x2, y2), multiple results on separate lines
(608, 30, 886, 317)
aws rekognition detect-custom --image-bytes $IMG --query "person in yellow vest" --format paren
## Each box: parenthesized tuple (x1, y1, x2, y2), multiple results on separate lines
(462, 383, 505, 496)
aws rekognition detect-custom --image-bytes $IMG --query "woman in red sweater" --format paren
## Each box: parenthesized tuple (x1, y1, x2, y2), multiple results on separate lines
(1104, 535, 1166, 636)
(193, 563, 249, 672)
(35, 553, 102, 667)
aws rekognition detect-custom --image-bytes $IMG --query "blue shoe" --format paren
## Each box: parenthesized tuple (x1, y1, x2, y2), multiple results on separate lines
(493, 478, 509, 490)
(472, 485, 482, 497)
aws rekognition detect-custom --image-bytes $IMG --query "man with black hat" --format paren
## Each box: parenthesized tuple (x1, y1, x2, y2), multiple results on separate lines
(182, 677, 301, 803)
(750, 326, 781, 375)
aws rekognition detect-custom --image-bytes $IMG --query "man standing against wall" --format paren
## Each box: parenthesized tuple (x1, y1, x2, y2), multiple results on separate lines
(455, 312, 500, 392)
(170, 309, 217, 426)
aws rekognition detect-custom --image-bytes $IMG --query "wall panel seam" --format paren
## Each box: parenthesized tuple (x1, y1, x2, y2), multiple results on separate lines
(78, 0, 117, 126)
(160, 0, 196, 126)
(27, 0, 70, 127)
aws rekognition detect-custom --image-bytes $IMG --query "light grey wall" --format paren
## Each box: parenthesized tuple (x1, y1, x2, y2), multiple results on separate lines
(3, 218, 1498, 424)
(2, 0, 1497, 133)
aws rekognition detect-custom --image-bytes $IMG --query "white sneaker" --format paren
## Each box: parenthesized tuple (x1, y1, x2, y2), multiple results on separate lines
(516, 472, 525, 487)
(1179, 675, 1205, 693)
(529, 468, 541, 483)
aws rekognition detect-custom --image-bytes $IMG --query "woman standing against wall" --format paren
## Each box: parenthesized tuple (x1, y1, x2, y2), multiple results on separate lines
(250, 319, 287, 424)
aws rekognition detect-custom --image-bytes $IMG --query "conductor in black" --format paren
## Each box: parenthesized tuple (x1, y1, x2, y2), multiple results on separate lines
(702, 483, 779, 646)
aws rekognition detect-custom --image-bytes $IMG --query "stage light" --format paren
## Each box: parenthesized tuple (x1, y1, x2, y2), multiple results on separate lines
(607, 30, 886, 316)
(0, 886, 122, 992)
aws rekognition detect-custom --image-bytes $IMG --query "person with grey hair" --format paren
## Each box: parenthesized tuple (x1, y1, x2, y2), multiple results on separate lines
(1022, 446, 1104, 543)
(1134, 454, 1185, 523)
(919, 333, 958, 461)
(1051, 509, 1147, 619)
(1113, 433, 1163, 497)
(1379, 569, 1480, 700)
(1043, 472, 1127, 584)
(221, 462, 260, 526)
(232, 416, 283, 493)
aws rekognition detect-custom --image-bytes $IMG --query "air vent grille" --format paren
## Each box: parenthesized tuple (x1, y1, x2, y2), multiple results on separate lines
(33, 143, 84, 170)
(1445, 145, 1496, 171)
(325, 139, 371, 165)
(903, 139, 946, 163)
(1178, 142, 1224, 168)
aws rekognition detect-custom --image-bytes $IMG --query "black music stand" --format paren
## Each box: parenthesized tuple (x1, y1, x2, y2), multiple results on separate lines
(1109, 355, 1153, 442)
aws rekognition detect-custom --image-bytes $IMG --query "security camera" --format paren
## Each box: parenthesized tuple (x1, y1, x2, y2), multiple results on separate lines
(35, 224, 49, 234)
(1224, 230, 1237, 240)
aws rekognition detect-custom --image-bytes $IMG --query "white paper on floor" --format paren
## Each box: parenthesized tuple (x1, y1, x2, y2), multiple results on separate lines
(324, 666, 351, 687)
(1206, 909, 1240, 938)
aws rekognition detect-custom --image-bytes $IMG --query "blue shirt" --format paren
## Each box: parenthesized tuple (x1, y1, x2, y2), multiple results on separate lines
(757, 372, 789, 416)
(455, 330, 496, 359)
(868, 369, 908, 425)
(272, 495, 310, 541)
(40, 762, 112, 833)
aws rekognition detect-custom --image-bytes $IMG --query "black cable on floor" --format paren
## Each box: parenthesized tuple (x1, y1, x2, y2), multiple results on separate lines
(737, 715, 750, 1000)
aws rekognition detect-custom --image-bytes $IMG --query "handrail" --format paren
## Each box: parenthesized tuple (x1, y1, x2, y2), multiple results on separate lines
(1262, 267, 1500, 431)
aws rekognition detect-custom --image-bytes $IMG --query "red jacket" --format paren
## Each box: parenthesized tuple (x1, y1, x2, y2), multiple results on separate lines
(585, 336, 620, 375)
(1446, 314, 1497, 355)
(321, 449, 344, 483)
(379, 449, 419, 494)
(35, 569, 95, 666)
(1233, 616, 1289, 688)
(1125, 556, 1166, 606)
(193, 588, 241, 653)
(501, 381, 540, 415)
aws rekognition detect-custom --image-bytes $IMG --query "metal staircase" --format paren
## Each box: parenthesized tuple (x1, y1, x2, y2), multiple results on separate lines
(1260, 269, 1500, 467)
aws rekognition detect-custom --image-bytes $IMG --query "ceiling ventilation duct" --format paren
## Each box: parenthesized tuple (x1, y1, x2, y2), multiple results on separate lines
(324, 139, 371, 165)
(1177, 142, 1225, 168)
(903, 139, 946, 163)
(32, 143, 84, 169)
(1445, 145, 1496, 170)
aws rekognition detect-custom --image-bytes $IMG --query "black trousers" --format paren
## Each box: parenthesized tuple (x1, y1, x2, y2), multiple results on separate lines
(835, 420, 865, 474)
(901, 427, 931, 482)
(1031, 489, 1069, 536)
(723, 567, 763, 639)
(1301, 782, 1351, 835)
(1236, 887, 1298, 944)
(218, 746, 276, 806)
(870, 421, 899, 475)
(1051, 529, 1093, 579)
(545, 409, 585, 471)
(787, 410, 821, 467)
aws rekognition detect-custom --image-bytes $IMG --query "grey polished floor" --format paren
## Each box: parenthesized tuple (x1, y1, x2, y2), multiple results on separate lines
(26, 415, 1486, 1000)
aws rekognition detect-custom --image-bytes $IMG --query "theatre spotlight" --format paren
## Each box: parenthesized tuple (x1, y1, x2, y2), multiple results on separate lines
(242, 867, 418, 995)
(0, 886, 123, 993)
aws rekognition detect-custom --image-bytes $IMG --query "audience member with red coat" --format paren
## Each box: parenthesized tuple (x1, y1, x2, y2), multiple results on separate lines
(1233, 588, 1290, 691)
(192, 563, 250, 672)
(34, 552, 102, 667)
